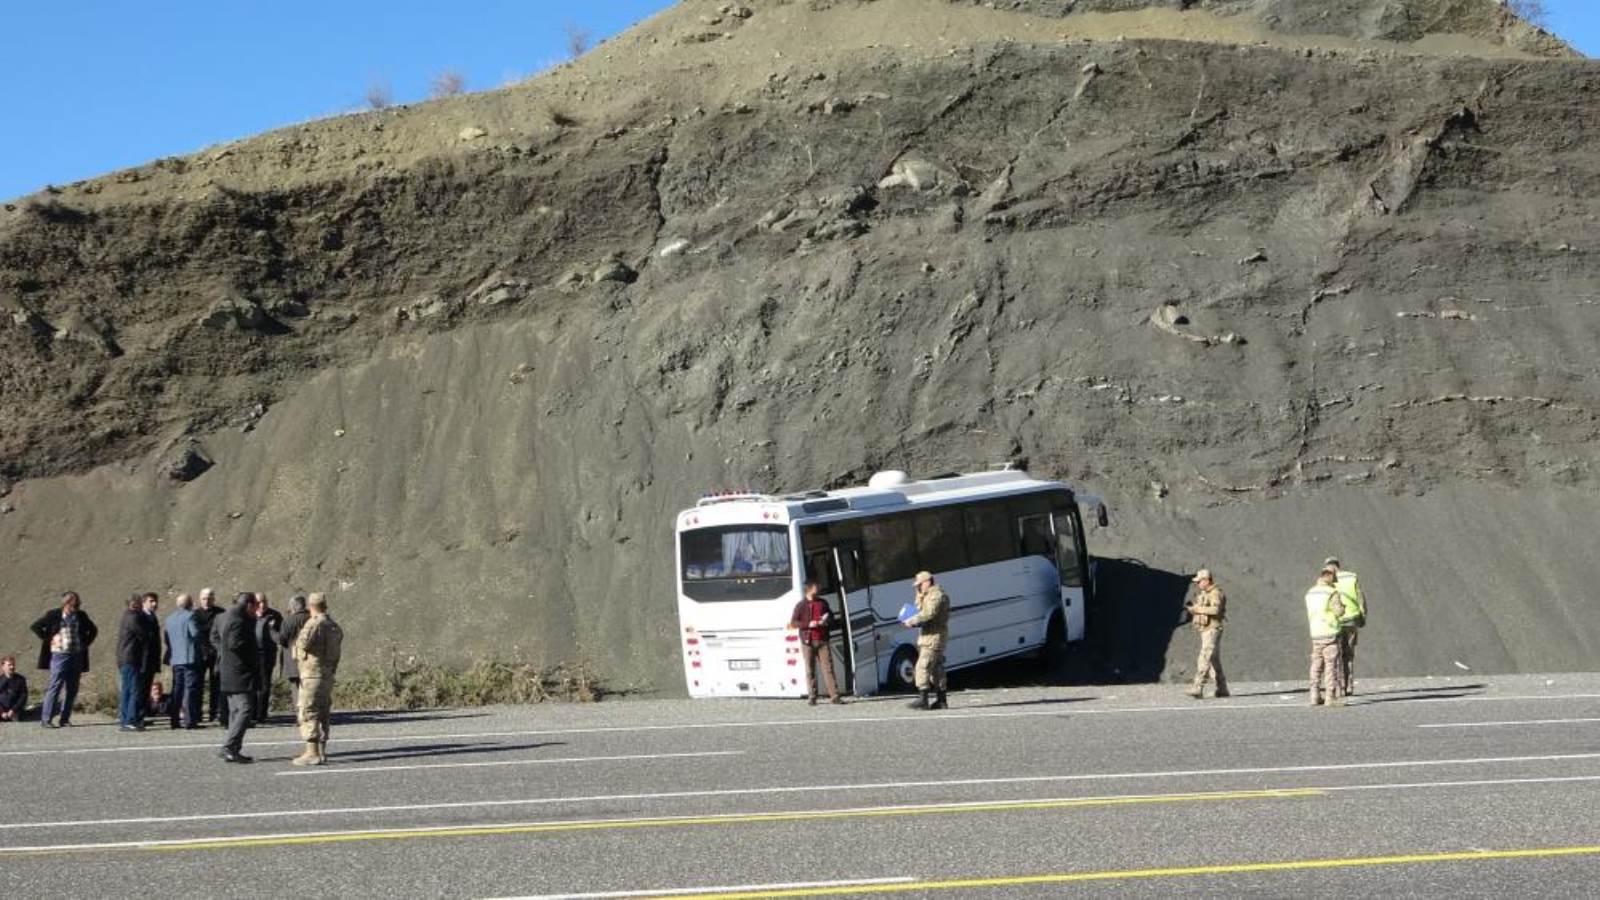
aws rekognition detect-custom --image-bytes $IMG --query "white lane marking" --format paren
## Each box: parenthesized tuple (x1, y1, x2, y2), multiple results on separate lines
(490, 877, 917, 899)
(7, 751, 1600, 831)
(2, 773, 1594, 857)
(1328, 775, 1600, 792)
(274, 750, 743, 777)
(1418, 718, 1600, 729)
(5, 690, 1599, 759)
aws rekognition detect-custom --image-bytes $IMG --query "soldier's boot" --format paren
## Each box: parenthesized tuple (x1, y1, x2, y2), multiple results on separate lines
(907, 691, 930, 710)
(290, 742, 319, 766)
(315, 740, 328, 764)
(1309, 693, 1324, 707)
(931, 691, 948, 710)
(1184, 682, 1204, 699)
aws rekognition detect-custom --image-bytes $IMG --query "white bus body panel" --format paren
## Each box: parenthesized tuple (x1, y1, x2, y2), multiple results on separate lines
(675, 471, 1097, 698)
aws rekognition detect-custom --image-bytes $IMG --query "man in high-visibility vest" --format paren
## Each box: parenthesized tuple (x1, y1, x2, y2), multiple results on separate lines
(1305, 567, 1350, 707)
(1325, 557, 1366, 695)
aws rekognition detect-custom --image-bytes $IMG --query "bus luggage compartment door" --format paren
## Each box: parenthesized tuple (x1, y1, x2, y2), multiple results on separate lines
(831, 541, 880, 696)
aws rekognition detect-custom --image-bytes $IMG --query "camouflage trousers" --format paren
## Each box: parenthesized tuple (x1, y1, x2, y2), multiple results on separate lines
(915, 635, 947, 691)
(297, 676, 334, 744)
(1340, 628, 1359, 694)
(1191, 628, 1228, 693)
(1309, 638, 1345, 703)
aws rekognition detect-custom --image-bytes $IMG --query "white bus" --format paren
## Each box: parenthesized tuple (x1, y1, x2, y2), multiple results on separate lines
(674, 468, 1104, 698)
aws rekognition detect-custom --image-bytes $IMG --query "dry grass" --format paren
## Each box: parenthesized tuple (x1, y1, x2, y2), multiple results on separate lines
(335, 646, 604, 709)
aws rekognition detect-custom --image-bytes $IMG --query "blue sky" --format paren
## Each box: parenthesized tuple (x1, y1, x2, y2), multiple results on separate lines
(2, 0, 1594, 202)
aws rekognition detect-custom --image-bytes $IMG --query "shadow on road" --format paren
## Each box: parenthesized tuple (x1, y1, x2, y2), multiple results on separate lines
(967, 696, 1100, 709)
(329, 740, 567, 763)
(1078, 556, 1191, 684)
(330, 709, 493, 726)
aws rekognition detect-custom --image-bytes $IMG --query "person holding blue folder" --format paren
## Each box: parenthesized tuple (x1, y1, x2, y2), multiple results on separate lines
(903, 571, 950, 710)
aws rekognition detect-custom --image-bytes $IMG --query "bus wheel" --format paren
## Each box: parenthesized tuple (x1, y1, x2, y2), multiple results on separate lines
(887, 645, 919, 693)
(1041, 612, 1068, 674)
(1045, 612, 1067, 658)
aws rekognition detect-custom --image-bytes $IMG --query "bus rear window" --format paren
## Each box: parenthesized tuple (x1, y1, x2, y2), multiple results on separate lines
(681, 525, 792, 581)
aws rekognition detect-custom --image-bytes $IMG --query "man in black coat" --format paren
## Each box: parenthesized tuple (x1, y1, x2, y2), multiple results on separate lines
(193, 588, 223, 723)
(115, 594, 160, 731)
(252, 593, 284, 724)
(278, 595, 311, 709)
(216, 593, 260, 763)
(31, 591, 98, 728)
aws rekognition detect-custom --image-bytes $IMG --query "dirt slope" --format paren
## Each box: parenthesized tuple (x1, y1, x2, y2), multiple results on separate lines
(1, 0, 1596, 690)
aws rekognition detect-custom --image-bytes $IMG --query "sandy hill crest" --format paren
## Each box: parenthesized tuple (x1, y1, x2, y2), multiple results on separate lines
(1, 0, 1597, 692)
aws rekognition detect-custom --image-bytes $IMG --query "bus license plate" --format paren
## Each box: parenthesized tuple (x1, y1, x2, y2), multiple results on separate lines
(728, 659, 760, 671)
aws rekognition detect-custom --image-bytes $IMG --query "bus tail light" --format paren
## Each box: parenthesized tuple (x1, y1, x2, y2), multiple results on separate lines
(784, 633, 799, 642)
(691, 661, 702, 668)
(685, 638, 700, 646)
(786, 658, 798, 666)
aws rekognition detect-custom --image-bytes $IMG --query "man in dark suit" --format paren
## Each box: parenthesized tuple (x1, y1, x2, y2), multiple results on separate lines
(277, 595, 311, 710)
(116, 594, 158, 732)
(252, 593, 284, 723)
(193, 588, 223, 723)
(30, 591, 98, 728)
(217, 593, 260, 763)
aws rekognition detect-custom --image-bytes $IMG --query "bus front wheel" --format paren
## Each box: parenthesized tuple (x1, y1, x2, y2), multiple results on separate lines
(887, 645, 919, 693)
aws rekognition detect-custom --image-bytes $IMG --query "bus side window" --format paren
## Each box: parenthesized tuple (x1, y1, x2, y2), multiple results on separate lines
(863, 515, 917, 586)
(1019, 513, 1053, 559)
(806, 551, 838, 594)
(964, 501, 1014, 565)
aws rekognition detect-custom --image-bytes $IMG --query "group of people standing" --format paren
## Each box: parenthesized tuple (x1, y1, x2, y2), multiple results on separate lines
(12, 589, 344, 767)
(1184, 557, 1368, 705)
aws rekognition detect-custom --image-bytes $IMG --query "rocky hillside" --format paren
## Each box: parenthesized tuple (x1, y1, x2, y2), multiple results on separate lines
(2, 0, 1596, 690)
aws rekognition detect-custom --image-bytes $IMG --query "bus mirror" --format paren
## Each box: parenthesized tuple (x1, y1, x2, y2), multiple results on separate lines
(1096, 503, 1110, 528)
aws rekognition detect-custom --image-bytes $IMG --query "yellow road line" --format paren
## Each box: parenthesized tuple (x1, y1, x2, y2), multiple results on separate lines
(1, 788, 1320, 856)
(667, 846, 1600, 899)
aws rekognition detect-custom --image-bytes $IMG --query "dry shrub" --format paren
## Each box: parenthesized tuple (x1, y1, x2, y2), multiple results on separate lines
(564, 22, 592, 59)
(1509, 0, 1548, 27)
(334, 644, 605, 710)
(431, 70, 467, 98)
(544, 105, 581, 128)
(365, 81, 393, 110)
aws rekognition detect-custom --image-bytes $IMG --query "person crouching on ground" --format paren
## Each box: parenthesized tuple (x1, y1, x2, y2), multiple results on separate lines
(291, 593, 344, 767)
(0, 655, 27, 722)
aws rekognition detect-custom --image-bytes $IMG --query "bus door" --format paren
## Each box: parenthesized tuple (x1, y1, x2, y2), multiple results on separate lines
(1048, 506, 1088, 641)
(829, 540, 880, 696)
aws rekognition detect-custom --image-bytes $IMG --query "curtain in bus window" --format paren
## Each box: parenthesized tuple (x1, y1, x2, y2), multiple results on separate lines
(680, 525, 791, 580)
(1051, 510, 1084, 587)
(914, 507, 969, 573)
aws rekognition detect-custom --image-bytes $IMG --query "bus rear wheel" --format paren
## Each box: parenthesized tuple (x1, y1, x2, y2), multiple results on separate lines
(887, 645, 919, 693)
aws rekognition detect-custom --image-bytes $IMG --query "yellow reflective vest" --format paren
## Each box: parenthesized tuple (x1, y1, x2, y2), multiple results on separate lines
(1305, 585, 1343, 640)
(1335, 571, 1365, 626)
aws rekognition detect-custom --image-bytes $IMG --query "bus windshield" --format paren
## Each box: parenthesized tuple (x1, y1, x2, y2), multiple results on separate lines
(680, 524, 793, 602)
(682, 525, 791, 580)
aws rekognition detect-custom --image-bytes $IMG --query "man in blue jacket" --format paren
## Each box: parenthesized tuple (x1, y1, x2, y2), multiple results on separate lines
(164, 593, 202, 729)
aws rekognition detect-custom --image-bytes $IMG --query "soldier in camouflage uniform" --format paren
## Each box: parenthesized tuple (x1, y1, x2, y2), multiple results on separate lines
(1183, 568, 1230, 699)
(290, 593, 344, 766)
(905, 571, 950, 710)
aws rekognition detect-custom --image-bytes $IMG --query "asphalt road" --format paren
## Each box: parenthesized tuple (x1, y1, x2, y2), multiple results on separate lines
(4, 673, 1600, 898)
